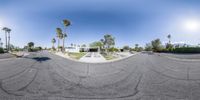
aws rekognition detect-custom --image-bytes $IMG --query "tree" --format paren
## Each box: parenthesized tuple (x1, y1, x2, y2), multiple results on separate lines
(135, 44, 139, 51)
(62, 33, 67, 51)
(101, 34, 115, 53)
(166, 34, 173, 51)
(28, 42, 34, 48)
(123, 45, 130, 51)
(138, 47, 144, 52)
(100, 39, 105, 49)
(28, 42, 34, 52)
(2, 27, 11, 51)
(167, 34, 171, 44)
(166, 43, 173, 50)
(56, 28, 63, 51)
(62, 19, 71, 52)
(7, 28, 11, 51)
(145, 43, 152, 51)
(151, 39, 162, 52)
(0, 47, 4, 53)
(90, 41, 103, 48)
(51, 38, 56, 50)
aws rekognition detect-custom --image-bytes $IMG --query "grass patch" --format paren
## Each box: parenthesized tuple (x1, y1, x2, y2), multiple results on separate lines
(102, 54, 118, 60)
(68, 52, 86, 60)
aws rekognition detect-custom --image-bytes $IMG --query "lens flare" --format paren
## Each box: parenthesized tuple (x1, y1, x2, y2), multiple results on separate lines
(183, 19, 200, 32)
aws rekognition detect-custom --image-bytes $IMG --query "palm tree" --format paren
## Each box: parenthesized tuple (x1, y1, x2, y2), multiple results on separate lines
(2, 27, 11, 51)
(7, 28, 11, 51)
(51, 38, 56, 49)
(2, 27, 8, 50)
(62, 33, 67, 51)
(62, 19, 71, 51)
(56, 28, 63, 51)
(135, 44, 139, 51)
(167, 34, 171, 44)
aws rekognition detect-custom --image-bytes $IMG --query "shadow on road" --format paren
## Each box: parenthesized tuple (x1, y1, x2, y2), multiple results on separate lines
(31, 57, 51, 62)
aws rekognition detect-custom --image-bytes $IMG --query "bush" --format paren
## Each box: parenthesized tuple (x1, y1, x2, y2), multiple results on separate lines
(123, 46, 130, 51)
(108, 47, 119, 52)
(173, 47, 200, 53)
(0, 47, 4, 53)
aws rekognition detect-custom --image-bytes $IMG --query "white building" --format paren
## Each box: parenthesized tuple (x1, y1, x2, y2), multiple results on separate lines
(65, 45, 100, 53)
(65, 46, 80, 53)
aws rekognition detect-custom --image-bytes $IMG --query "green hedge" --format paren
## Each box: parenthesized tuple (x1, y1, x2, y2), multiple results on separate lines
(0, 47, 4, 53)
(173, 47, 200, 53)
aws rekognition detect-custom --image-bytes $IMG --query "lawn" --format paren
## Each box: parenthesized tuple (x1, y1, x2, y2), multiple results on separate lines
(68, 52, 86, 60)
(102, 54, 118, 60)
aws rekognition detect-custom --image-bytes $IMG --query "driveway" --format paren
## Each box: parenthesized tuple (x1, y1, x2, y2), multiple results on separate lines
(0, 51, 200, 100)
(79, 52, 106, 63)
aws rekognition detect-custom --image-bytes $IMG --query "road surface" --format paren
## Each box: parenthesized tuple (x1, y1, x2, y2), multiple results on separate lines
(0, 51, 200, 100)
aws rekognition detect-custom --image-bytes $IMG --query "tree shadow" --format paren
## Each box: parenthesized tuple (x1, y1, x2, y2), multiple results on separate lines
(31, 57, 51, 62)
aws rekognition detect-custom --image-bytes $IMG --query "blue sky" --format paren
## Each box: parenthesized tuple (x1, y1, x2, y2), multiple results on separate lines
(0, 0, 200, 48)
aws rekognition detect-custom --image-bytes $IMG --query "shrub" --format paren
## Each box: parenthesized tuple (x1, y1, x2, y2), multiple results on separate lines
(0, 47, 4, 53)
(108, 47, 119, 52)
(137, 47, 144, 52)
(123, 46, 130, 51)
(151, 39, 163, 52)
(173, 47, 200, 53)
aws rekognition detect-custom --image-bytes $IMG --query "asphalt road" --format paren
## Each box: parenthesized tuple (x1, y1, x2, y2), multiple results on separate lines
(0, 51, 200, 100)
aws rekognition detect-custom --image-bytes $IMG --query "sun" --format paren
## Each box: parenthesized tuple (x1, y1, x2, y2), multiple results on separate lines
(183, 19, 200, 32)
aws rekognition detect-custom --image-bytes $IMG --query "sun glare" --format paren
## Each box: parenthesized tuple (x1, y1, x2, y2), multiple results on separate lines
(183, 19, 200, 32)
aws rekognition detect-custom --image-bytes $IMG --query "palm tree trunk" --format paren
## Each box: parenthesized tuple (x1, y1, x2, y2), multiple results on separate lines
(64, 27, 67, 52)
(52, 43, 54, 49)
(8, 32, 10, 51)
(5, 32, 7, 51)
(58, 39, 60, 51)
(62, 38, 65, 52)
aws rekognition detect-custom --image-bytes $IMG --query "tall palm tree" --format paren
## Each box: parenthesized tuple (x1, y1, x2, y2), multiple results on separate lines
(135, 44, 139, 51)
(56, 28, 63, 51)
(135, 44, 139, 48)
(51, 38, 56, 49)
(62, 19, 71, 51)
(7, 28, 11, 51)
(2, 27, 9, 51)
(62, 33, 67, 51)
(167, 34, 171, 44)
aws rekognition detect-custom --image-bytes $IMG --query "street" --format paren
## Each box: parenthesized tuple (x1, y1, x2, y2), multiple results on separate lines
(0, 51, 200, 100)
